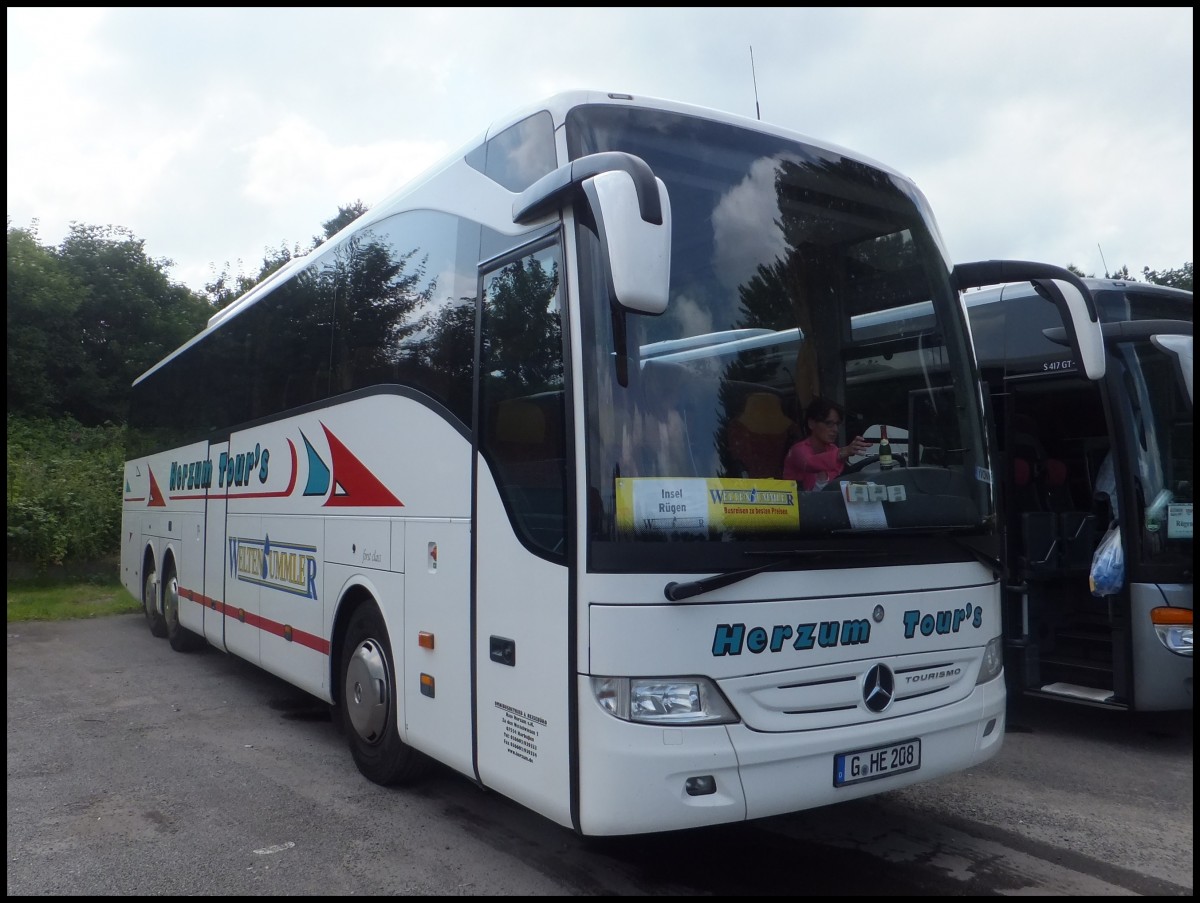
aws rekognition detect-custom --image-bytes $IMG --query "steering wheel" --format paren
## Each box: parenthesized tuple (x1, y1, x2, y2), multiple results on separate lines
(841, 454, 879, 475)
(841, 452, 908, 476)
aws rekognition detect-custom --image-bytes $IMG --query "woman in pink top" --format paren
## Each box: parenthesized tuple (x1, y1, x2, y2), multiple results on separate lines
(783, 397, 870, 490)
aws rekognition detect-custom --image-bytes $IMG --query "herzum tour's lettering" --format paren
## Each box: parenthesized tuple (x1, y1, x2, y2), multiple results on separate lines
(712, 619, 871, 656)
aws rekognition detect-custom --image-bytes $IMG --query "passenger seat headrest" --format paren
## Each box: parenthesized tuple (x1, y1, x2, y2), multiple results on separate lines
(738, 392, 793, 434)
(1043, 458, 1068, 487)
(1013, 457, 1031, 487)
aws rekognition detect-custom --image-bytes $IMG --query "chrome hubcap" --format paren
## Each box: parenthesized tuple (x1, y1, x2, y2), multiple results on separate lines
(164, 576, 179, 626)
(345, 638, 390, 742)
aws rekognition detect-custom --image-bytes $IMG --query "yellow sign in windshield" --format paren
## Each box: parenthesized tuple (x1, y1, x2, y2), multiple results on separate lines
(615, 477, 799, 536)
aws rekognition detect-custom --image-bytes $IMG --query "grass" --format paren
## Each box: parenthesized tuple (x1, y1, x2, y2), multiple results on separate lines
(6, 577, 140, 622)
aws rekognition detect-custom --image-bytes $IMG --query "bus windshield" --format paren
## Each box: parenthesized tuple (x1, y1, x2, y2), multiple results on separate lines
(1096, 287, 1194, 570)
(570, 104, 992, 567)
(1110, 337, 1194, 570)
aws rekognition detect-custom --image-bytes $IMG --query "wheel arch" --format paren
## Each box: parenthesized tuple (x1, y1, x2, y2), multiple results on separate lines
(329, 580, 383, 711)
(142, 544, 158, 604)
(140, 540, 169, 639)
(162, 545, 180, 581)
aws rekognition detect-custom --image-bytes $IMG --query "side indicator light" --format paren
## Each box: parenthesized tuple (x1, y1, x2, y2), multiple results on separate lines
(1151, 607, 1193, 626)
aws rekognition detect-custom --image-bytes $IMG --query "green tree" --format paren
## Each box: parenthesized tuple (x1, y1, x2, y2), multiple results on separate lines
(1066, 261, 1193, 292)
(1143, 262, 1193, 292)
(203, 240, 306, 310)
(202, 201, 370, 310)
(318, 200, 369, 243)
(482, 254, 562, 391)
(7, 223, 86, 418)
(52, 223, 213, 425)
(7, 415, 126, 568)
(9, 220, 214, 425)
(201, 266, 258, 311)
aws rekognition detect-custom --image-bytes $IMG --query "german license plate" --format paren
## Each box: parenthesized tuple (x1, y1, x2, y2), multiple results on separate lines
(834, 738, 921, 787)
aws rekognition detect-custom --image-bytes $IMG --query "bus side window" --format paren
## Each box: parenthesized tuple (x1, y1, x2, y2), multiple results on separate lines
(478, 242, 567, 558)
(486, 394, 567, 556)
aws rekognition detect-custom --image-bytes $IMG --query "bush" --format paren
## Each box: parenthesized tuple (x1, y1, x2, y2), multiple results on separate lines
(6, 415, 125, 571)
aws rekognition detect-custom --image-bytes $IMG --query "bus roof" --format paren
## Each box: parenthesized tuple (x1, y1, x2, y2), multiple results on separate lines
(143, 90, 929, 386)
(203, 90, 915, 333)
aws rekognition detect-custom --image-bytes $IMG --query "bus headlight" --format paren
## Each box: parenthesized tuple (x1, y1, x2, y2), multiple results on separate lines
(1152, 607, 1193, 657)
(976, 636, 1004, 684)
(591, 676, 738, 725)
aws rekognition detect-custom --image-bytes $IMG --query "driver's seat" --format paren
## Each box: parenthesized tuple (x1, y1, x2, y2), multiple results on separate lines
(727, 391, 796, 478)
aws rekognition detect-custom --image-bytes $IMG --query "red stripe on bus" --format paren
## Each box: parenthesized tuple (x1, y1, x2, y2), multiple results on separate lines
(179, 583, 330, 655)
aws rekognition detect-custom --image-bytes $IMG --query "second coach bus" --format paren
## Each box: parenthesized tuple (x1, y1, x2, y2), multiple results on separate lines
(122, 90, 1105, 835)
(965, 278, 1192, 712)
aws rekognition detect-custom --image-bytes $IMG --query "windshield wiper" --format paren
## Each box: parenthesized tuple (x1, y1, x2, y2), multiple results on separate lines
(663, 549, 882, 602)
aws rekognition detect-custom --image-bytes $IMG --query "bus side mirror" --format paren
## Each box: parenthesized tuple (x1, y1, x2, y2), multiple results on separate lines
(1151, 334, 1193, 406)
(952, 260, 1105, 381)
(513, 150, 672, 316)
(1029, 278, 1105, 381)
(581, 170, 672, 315)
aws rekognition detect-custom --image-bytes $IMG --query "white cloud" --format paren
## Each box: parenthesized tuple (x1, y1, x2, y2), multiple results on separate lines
(6, 7, 1192, 291)
(711, 155, 789, 291)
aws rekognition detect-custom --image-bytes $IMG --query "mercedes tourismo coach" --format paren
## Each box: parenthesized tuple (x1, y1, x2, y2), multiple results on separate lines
(122, 90, 1105, 835)
(966, 278, 1192, 711)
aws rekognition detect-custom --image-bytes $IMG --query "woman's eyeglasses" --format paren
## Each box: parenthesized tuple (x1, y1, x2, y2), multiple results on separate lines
(819, 419, 842, 428)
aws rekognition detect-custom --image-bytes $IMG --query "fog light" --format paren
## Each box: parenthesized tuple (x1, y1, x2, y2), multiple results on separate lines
(684, 775, 716, 797)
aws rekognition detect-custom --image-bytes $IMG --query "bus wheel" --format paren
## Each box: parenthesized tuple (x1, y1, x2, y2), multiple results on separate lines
(340, 603, 427, 786)
(142, 566, 168, 638)
(164, 565, 205, 653)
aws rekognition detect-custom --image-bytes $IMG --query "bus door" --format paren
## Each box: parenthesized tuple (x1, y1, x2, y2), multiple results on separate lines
(151, 440, 209, 647)
(204, 438, 228, 651)
(252, 416, 326, 694)
(223, 431, 263, 667)
(470, 243, 574, 828)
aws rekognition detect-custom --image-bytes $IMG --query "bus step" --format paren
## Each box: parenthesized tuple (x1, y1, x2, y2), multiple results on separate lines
(1027, 683, 1126, 709)
(1039, 653, 1113, 674)
(1054, 627, 1112, 645)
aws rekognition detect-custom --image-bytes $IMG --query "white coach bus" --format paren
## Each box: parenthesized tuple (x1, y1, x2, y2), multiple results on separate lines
(121, 90, 1104, 836)
(965, 279, 1192, 712)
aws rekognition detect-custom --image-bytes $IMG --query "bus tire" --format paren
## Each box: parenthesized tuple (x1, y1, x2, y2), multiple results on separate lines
(164, 563, 206, 653)
(340, 602, 427, 786)
(142, 566, 168, 638)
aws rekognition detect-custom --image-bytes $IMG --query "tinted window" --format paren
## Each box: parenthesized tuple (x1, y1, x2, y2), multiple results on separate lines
(466, 111, 558, 192)
(478, 242, 567, 558)
(326, 210, 479, 424)
(130, 211, 481, 441)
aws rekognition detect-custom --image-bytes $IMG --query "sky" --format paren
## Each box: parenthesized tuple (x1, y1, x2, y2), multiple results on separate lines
(6, 8, 1194, 295)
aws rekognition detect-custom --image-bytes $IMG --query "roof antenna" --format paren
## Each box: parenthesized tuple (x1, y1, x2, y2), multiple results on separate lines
(1097, 243, 1110, 278)
(750, 45, 761, 120)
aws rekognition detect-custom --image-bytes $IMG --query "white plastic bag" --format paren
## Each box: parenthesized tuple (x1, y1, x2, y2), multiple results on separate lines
(1089, 523, 1124, 597)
